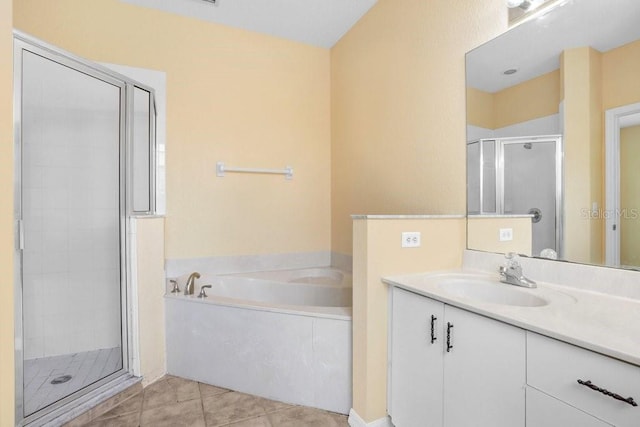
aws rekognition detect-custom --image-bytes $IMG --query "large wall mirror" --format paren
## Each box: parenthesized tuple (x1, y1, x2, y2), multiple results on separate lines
(466, 0, 640, 269)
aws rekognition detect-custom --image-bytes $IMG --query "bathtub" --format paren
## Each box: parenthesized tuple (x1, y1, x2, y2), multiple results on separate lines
(164, 267, 352, 414)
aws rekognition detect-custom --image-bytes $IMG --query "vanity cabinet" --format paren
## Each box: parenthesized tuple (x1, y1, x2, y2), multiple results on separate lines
(526, 386, 612, 427)
(389, 287, 526, 427)
(527, 333, 640, 427)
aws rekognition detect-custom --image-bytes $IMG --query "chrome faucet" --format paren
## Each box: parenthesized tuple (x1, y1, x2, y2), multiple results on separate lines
(184, 272, 201, 295)
(499, 253, 536, 288)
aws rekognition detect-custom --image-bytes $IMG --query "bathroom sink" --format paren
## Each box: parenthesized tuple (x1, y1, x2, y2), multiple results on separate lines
(438, 278, 548, 307)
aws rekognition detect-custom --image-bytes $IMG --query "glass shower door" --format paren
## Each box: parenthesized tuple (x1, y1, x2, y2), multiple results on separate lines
(502, 139, 559, 256)
(20, 49, 125, 418)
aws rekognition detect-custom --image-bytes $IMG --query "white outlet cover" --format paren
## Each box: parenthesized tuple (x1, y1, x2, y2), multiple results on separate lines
(401, 232, 421, 248)
(499, 228, 514, 242)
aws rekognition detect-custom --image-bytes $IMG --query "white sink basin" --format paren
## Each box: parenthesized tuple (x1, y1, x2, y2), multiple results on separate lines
(439, 278, 548, 307)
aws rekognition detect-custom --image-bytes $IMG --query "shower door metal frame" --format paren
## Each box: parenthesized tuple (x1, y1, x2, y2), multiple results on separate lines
(13, 31, 156, 427)
(466, 138, 498, 215)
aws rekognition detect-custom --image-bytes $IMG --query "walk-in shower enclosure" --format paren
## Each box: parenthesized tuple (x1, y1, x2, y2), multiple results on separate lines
(467, 135, 563, 257)
(14, 32, 157, 426)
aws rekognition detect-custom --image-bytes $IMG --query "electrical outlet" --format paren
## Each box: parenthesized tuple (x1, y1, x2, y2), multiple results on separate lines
(401, 232, 421, 248)
(499, 228, 513, 242)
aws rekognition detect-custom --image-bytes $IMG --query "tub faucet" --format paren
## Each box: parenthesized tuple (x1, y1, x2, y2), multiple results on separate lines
(499, 253, 536, 288)
(169, 279, 180, 293)
(184, 272, 201, 295)
(198, 285, 212, 298)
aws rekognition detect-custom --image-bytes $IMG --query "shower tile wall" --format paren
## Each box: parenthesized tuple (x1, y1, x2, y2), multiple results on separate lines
(21, 51, 122, 361)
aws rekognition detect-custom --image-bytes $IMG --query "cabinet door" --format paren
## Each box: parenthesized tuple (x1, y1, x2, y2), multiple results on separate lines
(527, 387, 612, 427)
(443, 305, 525, 427)
(389, 288, 445, 427)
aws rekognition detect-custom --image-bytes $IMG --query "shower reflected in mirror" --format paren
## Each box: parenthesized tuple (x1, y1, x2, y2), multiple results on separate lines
(467, 135, 562, 257)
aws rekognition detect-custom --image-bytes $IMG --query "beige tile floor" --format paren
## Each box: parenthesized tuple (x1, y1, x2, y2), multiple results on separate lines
(76, 375, 349, 426)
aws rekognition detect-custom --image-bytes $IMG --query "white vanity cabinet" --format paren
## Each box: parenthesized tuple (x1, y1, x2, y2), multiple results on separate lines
(389, 287, 526, 427)
(527, 333, 640, 427)
(526, 386, 612, 427)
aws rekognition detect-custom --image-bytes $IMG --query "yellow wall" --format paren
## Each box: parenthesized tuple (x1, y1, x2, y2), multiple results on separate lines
(561, 47, 603, 265)
(603, 39, 640, 111)
(331, 0, 507, 256)
(14, 0, 331, 260)
(466, 70, 560, 130)
(0, 0, 14, 425)
(352, 217, 465, 422)
(493, 70, 560, 129)
(467, 216, 532, 256)
(135, 218, 166, 386)
(588, 50, 604, 264)
(620, 125, 640, 267)
(466, 87, 495, 129)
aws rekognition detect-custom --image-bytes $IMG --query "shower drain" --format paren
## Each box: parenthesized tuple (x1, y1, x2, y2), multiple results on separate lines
(51, 375, 72, 385)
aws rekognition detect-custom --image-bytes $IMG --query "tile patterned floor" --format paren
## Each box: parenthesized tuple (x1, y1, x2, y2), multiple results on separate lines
(24, 347, 122, 416)
(75, 375, 349, 426)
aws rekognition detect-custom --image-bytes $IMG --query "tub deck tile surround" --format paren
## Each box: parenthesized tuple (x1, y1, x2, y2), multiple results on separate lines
(64, 375, 348, 426)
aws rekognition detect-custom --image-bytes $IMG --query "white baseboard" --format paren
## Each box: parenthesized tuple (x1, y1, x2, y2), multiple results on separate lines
(348, 408, 394, 427)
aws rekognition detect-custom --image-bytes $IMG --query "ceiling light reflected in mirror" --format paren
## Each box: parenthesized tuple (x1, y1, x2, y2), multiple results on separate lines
(507, 0, 560, 25)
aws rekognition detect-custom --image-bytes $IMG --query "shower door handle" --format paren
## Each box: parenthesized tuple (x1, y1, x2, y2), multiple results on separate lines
(528, 208, 542, 223)
(17, 219, 24, 250)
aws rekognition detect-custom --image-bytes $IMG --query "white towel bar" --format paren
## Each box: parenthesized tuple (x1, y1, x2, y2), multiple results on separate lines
(216, 162, 293, 180)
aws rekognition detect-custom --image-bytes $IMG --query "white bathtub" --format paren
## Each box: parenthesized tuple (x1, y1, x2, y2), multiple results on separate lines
(165, 267, 352, 414)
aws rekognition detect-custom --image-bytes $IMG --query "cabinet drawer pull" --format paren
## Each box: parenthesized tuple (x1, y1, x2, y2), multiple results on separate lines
(577, 379, 638, 407)
(446, 322, 453, 352)
(430, 315, 437, 343)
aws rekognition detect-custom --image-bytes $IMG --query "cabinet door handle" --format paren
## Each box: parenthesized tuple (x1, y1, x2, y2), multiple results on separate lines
(577, 379, 638, 407)
(430, 315, 437, 343)
(446, 322, 453, 352)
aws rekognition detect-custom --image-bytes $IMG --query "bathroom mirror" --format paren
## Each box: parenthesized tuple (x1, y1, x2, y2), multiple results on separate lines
(465, 0, 640, 269)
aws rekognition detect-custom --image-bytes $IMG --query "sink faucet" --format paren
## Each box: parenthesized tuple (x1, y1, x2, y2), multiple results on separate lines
(184, 272, 201, 295)
(499, 253, 536, 288)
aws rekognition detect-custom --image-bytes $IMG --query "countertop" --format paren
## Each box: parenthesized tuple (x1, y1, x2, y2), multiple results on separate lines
(383, 270, 640, 367)
(467, 214, 534, 218)
(351, 214, 465, 220)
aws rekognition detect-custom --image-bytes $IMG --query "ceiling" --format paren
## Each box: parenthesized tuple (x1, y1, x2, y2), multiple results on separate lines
(121, 0, 378, 48)
(467, 0, 640, 93)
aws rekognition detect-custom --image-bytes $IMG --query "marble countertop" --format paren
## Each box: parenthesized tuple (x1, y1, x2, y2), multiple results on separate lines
(383, 269, 640, 366)
(467, 214, 534, 218)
